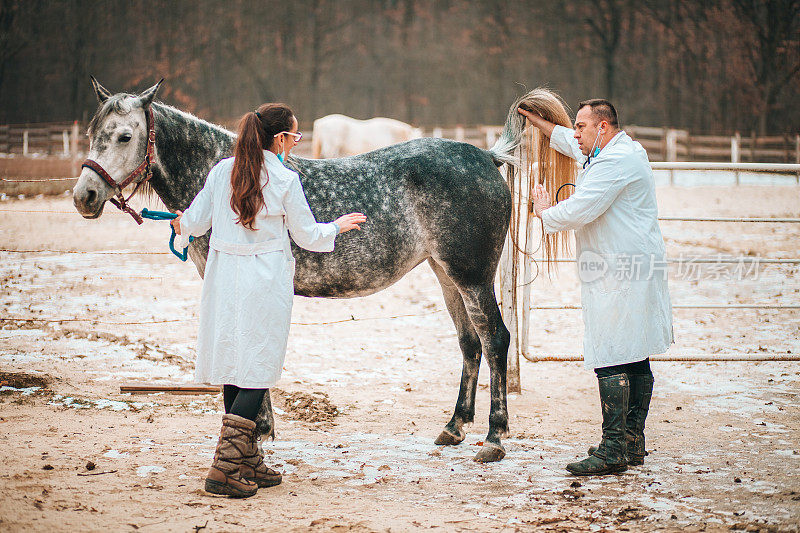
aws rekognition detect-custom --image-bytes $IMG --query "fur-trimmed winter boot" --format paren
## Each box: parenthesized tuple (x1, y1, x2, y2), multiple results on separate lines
(567, 373, 629, 476)
(240, 426, 282, 488)
(204, 414, 259, 498)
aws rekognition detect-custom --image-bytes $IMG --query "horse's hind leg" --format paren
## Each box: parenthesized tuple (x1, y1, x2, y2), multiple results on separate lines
(428, 259, 482, 446)
(458, 283, 510, 463)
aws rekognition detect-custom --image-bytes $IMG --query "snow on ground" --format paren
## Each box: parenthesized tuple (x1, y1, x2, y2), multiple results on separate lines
(0, 189, 798, 531)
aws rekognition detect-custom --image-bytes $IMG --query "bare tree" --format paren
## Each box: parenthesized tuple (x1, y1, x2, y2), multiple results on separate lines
(730, 0, 800, 134)
(0, 0, 29, 104)
(581, 0, 635, 100)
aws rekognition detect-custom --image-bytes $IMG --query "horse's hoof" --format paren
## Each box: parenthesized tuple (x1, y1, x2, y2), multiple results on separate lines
(434, 430, 465, 446)
(473, 443, 506, 463)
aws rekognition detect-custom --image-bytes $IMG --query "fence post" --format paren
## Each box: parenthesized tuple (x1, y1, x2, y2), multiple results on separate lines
(485, 128, 496, 149)
(71, 121, 80, 176)
(665, 128, 677, 185)
(795, 134, 799, 184)
(732, 132, 741, 185)
(432, 127, 442, 138)
(62, 130, 69, 156)
(455, 126, 465, 142)
(500, 227, 520, 394)
(519, 159, 536, 373)
(22, 129, 29, 156)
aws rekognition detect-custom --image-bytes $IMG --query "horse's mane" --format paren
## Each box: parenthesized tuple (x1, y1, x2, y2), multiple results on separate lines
(88, 96, 235, 204)
(87, 94, 137, 136)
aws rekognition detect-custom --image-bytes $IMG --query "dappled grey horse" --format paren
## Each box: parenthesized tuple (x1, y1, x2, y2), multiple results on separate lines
(73, 79, 530, 462)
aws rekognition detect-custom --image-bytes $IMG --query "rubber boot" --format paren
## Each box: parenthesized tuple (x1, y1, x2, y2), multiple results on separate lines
(567, 374, 629, 476)
(625, 373, 654, 466)
(204, 414, 259, 498)
(240, 428, 282, 488)
(588, 373, 653, 465)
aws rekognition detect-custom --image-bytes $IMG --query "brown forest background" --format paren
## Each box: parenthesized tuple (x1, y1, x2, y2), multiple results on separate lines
(0, 0, 798, 135)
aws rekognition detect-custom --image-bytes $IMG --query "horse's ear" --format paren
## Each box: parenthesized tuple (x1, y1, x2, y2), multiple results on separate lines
(90, 76, 113, 103)
(138, 78, 164, 108)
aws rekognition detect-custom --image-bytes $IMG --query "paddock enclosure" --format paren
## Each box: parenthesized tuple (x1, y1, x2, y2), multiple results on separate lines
(0, 172, 798, 531)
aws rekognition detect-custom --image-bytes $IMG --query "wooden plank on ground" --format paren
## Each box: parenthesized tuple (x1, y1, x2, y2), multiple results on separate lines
(120, 382, 221, 395)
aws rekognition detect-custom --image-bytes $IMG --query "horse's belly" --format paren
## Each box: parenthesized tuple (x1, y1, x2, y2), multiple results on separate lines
(292, 246, 427, 298)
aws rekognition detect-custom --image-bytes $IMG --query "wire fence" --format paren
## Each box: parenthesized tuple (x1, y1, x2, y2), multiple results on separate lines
(0, 308, 445, 327)
(526, 353, 799, 362)
(532, 304, 800, 310)
(0, 177, 77, 182)
(1, 195, 798, 362)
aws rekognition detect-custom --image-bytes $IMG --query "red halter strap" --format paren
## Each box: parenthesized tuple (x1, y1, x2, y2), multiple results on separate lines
(81, 106, 156, 225)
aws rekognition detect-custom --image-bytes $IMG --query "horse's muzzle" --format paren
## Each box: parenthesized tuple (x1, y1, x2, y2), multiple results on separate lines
(73, 168, 112, 218)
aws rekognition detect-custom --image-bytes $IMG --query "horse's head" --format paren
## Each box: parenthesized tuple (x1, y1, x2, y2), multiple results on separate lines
(73, 77, 162, 218)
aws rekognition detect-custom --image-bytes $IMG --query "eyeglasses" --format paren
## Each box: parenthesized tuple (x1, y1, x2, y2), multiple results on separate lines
(274, 131, 302, 142)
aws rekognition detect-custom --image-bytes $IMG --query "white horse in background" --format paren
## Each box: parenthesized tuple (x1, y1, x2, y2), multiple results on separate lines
(312, 114, 423, 158)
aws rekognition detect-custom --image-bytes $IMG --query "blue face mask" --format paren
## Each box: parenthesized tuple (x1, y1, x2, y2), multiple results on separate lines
(583, 127, 606, 168)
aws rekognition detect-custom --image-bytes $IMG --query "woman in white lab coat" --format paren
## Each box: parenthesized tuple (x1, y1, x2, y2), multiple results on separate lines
(172, 103, 365, 497)
(519, 99, 672, 476)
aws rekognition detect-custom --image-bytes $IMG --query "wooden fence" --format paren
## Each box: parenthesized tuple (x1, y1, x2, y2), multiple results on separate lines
(0, 121, 84, 157)
(427, 125, 800, 165)
(1, 120, 797, 167)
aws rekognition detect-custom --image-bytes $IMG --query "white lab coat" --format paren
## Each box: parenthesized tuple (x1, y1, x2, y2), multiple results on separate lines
(542, 125, 673, 369)
(178, 151, 338, 388)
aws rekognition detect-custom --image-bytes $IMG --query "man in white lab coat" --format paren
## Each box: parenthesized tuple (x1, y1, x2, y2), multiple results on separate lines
(518, 99, 673, 476)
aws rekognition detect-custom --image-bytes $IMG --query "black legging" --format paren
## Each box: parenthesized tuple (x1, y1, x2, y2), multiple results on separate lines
(594, 358, 652, 378)
(223, 385, 267, 422)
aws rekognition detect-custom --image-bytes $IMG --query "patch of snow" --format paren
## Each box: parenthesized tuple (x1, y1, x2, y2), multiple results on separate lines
(775, 450, 798, 457)
(0, 385, 41, 395)
(103, 449, 129, 458)
(136, 465, 165, 477)
(49, 394, 154, 411)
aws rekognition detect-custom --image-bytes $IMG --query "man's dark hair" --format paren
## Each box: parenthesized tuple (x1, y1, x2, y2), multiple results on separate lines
(578, 99, 620, 128)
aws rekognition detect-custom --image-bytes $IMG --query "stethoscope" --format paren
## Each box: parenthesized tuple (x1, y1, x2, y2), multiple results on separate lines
(555, 126, 606, 202)
(555, 182, 575, 203)
(582, 126, 606, 169)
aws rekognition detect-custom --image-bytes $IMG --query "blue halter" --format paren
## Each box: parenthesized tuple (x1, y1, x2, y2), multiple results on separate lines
(140, 208, 195, 261)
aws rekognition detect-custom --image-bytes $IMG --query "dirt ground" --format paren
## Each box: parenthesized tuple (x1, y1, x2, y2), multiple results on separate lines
(0, 184, 798, 532)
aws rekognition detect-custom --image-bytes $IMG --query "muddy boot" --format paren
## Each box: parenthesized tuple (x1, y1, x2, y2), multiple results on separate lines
(240, 427, 282, 488)
(588, 373, 654, 465)
(567, 374, 629, 476)
(625, 373, 654, 466)
(587, 373, 653, 465)
(204, 414, 259, 498)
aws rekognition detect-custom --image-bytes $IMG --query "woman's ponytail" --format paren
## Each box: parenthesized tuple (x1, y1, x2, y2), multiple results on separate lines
(230, 103, 295, 230)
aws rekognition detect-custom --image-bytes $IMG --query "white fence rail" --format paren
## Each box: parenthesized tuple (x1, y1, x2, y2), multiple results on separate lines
(499, 180, 800, 388)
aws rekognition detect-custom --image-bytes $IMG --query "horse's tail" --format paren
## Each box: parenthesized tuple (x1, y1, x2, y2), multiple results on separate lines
(489, 87, 576, 267)
(489, 87, 577, 360)
(489, 89, 577, 363)
(487, 87, 573, 170)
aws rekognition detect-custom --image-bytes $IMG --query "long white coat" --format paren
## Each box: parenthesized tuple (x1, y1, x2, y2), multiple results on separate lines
(542, 125, 673, 369)
(177, 151, 338, 388)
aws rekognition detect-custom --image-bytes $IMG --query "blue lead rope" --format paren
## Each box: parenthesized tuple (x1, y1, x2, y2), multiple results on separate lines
(140, 208, 195, 261)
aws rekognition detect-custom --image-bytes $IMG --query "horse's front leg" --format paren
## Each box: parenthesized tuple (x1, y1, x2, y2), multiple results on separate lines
(254, 389, 275, 440)
(460, 284, 510, 463)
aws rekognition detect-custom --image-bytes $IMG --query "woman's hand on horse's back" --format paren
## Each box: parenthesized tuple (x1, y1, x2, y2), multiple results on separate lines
(171, 211, 183, 234)
(334, 212, 367, 233)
